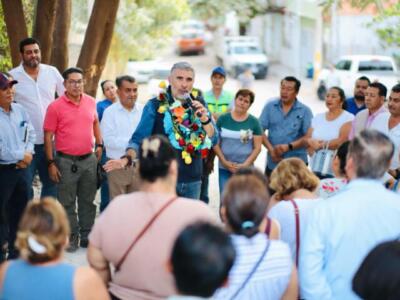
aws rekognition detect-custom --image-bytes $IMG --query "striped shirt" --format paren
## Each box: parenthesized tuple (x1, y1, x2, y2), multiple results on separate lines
(213, 233, 292, 300)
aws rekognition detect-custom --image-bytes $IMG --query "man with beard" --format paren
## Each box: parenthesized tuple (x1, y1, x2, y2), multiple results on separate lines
(345, 76, 370, 115)
(9, 38, 64, 200)
(370, 84, 400, 178)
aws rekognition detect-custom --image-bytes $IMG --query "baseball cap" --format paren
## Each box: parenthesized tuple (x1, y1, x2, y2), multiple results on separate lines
(0, 73, 18, 90)
(211, 66, 226, 77)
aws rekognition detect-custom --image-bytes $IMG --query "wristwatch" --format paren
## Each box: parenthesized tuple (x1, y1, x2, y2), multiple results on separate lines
(288, 143, 294, 151)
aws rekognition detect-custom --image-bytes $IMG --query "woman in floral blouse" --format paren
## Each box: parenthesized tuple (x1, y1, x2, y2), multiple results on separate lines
(213, 89, 262, 196)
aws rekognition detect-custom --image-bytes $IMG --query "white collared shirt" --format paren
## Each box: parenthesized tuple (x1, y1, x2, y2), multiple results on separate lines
(101, 101, 143, 159)
(9, 64, 65, 144)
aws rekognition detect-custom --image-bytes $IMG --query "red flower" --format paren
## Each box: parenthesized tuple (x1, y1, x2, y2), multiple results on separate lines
(186, 144, 195, 154)
(201, 149, 209, 158)
(159, 93, 165, 101)
(192, 123, 199, 131)
(178, 138, 185, 146)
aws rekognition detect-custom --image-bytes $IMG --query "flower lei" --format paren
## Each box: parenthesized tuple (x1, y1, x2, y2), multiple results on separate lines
(157, 81, 211, 164)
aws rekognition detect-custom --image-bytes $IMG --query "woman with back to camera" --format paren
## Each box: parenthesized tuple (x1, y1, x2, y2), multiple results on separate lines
(0, 198, 109, 300)
(307, 86, 354, 178)
(215, 174, 297, 300)
(87, 135, 216, 300)
(268, 158, 320, 268)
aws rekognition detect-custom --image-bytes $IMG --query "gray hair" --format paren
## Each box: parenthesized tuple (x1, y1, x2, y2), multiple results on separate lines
(348, 129, 394, 179)
(170, 61, 195, 75)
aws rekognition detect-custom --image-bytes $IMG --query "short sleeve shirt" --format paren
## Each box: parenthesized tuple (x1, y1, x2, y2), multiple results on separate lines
(217, 113, 262, 169)
(259, 98, 313, 169)
(204, 90, 234, 115)
(44, 94, 97, 155)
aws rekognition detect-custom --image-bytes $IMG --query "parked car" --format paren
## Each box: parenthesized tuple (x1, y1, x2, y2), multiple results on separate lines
(176, 30, 206, 56)
(316, 55, 400, 100)
(126, 60, 159, 84)
(215, 36, 269, 79)
(147, 65, 171, 97)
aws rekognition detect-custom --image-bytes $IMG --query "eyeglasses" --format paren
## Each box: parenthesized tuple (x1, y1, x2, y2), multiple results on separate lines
(67, 80, 84, 86)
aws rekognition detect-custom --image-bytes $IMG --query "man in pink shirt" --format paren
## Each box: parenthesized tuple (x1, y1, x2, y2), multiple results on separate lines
(349, 82, 387, 139)
(44, 67, 102, 252)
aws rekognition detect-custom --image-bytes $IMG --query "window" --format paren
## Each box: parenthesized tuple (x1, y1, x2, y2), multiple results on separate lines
(358, 60, 393, 71)
(335, 60, 352, 71)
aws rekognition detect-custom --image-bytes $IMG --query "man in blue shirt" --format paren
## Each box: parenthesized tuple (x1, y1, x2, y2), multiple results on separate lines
(0, 73, 35, 261)
(300, 130, 400, 300)
(345, 76, 370, 115)
(104, 62, 217, 199)
(259, 76, 313, 176)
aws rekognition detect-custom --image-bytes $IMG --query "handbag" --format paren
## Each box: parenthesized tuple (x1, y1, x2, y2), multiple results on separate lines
(310, 142, 335, 177)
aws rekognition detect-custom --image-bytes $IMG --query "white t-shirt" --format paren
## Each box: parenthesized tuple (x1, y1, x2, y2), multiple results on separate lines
(370, 112, 400, 169)
(311, 110, 354, 141)
(268, 198, 320, 262)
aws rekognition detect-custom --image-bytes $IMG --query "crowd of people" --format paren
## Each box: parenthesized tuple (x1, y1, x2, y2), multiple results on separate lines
(0, 36, 399, 299)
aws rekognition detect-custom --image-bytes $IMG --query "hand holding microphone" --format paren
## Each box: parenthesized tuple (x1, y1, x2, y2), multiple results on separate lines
(182, 92, 204, 119)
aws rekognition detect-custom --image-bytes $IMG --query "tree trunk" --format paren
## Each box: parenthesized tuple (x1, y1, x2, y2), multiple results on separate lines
(33, 0, 58, 64)
(77, 0, 120, 97)
(1, 0, 28, 67)
(50, 0, 71, 73)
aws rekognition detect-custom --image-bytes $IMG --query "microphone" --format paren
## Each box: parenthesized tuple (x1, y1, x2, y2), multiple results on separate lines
(182, 93, 202, 117)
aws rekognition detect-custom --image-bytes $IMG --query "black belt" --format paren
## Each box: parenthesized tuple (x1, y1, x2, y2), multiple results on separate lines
(56, 151, 93, 161)
(0, 164, 17, 170)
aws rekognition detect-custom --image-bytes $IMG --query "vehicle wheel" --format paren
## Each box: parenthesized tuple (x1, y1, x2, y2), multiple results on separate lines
(317, 84, 327, 100)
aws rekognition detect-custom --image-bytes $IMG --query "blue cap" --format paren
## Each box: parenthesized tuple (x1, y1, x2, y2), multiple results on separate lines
(211, 66, 226, 77)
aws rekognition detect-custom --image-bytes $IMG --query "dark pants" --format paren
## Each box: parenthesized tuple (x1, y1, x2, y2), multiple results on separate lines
(99, 151, 110, 212)
(26, 144, 57, 199)
(0, 166, 29, 262)
(199, 173, 209, 204)
(56, 153, 97, 241)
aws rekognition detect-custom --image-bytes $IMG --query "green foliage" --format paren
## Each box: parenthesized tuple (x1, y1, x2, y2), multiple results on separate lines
(0, 5, 12, 71)
(115, 0, 189, 61)
(189, 0, 268, 25)
(370, 3, 400, 47)
(323, 0, 400, 48)
(0, 0, 35, 71)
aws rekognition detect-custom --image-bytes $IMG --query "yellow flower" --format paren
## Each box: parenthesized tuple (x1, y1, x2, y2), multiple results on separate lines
(181, 150, 188, 159)
(191, 137, 201, 148)
(192, 89, 198, 98)
(157, 105, 167, 113)
(184, 156, 192, 164)
(175, 133, 181, 140)
(159, 81, 167, 89)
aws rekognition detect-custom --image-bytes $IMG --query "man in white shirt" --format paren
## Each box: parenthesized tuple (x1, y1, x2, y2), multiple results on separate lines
(370, 83, 400, 177)
(9, 37, 64, 199)
(299, 129, 400, 300)
(101, 75, 143, 199)
(349, 82, 387, 139)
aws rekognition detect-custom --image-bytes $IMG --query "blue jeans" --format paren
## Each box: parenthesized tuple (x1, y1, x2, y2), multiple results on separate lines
(26, 144, 57, 199)
(99, 151, 110, 212)
(176, 181, 202, 199)
(219, 168, 233, 198)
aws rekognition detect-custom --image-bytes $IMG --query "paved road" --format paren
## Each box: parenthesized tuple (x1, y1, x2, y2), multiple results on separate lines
(64, 46, 327, 266)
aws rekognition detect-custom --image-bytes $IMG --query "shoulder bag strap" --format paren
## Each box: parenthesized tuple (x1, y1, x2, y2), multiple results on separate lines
(115, 195, 178, 272)
(289, 199, 300, 267)
(230, 239, 271, 300)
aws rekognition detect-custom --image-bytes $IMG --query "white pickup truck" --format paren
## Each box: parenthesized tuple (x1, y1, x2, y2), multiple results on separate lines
(215, 36, 269, 79)
(316, 55, 400, 100)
